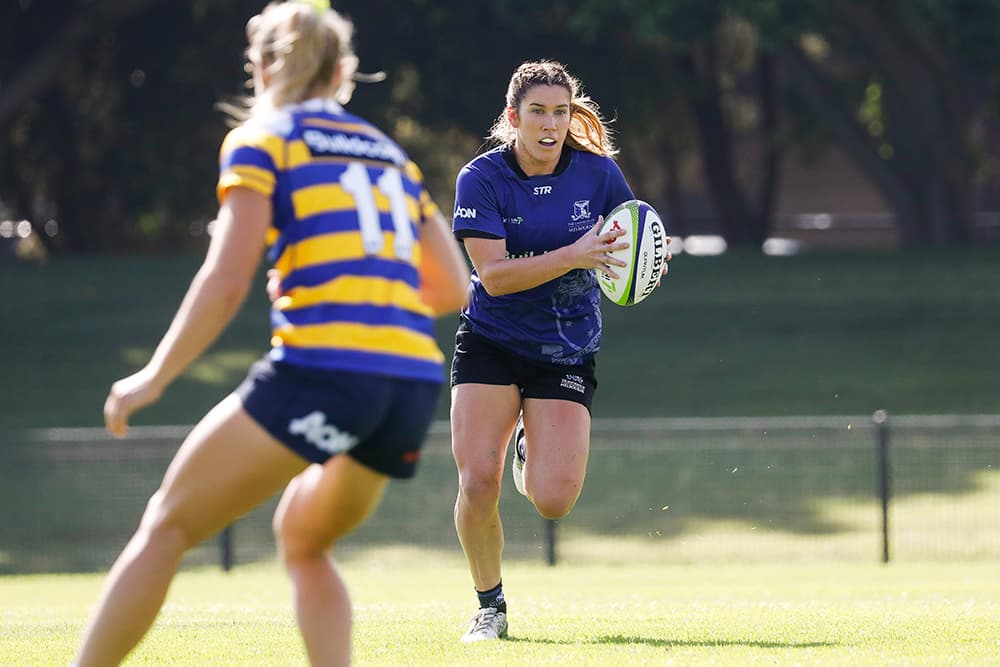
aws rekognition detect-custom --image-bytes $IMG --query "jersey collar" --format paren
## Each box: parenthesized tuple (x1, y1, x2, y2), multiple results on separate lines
(501, 145, 572, 180)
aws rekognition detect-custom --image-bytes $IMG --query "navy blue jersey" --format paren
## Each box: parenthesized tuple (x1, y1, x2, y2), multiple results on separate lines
(452, 147, 633, 365)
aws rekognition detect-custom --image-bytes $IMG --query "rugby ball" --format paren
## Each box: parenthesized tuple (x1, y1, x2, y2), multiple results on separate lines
(596, 200, 667, 306)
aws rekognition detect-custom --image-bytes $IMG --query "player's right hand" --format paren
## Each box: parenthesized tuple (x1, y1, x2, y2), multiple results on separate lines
(104, 369, 163, 438)
(266, 269, 284, 303)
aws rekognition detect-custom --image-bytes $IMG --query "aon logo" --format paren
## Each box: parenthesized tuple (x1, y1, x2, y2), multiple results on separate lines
(289, 411, 358, 454)
(455, 206, 477, 219)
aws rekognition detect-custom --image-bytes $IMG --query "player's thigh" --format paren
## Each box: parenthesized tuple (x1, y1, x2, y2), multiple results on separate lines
(522, 397, 591, 484)
(274, 455, 389, 550)
(149, 394, 309, 544)
(450, 383, 522, 479)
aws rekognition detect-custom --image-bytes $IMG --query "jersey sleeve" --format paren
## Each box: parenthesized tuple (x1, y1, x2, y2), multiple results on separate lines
(602, 158, 635, 216)
(216, 124, 285, 204)
(404, 160, 441, 225)
(453, 163, 504, 240)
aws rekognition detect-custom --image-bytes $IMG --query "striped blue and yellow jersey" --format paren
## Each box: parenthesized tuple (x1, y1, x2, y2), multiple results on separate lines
(217, 98, 444, 383)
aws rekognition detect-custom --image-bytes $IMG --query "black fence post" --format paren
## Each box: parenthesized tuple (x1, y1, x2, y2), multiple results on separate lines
(873, 409, 891, 564)
(220, 524, 234, 572)
(545, 519, 557, 566)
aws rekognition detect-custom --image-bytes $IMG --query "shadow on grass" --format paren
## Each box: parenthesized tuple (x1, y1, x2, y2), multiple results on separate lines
(1, 421, 997, 574)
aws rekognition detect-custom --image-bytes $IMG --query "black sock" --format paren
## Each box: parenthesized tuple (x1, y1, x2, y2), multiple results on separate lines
(476, 580, 507, 614)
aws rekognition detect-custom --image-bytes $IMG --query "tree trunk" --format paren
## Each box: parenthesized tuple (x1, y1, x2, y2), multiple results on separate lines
(754, 52, 781, 241)
(681, 50, 760, 246)
(786, 1, 978, 244)
(680, 43, 779, 247)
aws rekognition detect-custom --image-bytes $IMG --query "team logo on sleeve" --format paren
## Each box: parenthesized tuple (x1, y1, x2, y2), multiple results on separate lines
(571, 200, 591, 221)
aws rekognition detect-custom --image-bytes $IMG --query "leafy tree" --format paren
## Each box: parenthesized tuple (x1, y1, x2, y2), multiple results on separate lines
(558, 0, 1000, 244)
(778, 0, 1000, 243)
(558, 0, 794, 246)
(1, 0, 276, 253)
(3, 0, 997, 252)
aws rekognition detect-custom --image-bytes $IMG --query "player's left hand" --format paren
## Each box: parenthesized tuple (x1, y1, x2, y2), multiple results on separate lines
(104, 368, 163, 438)
(583, 215, 630, 279)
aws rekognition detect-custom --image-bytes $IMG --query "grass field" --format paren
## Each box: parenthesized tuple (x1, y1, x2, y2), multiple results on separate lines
(2, 247, 1000, 429)
(2, 249, 998, 664)
(2, 556, 998, 666)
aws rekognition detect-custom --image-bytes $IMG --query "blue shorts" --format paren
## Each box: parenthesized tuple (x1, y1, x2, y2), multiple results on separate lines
(237, 357, 442, 479)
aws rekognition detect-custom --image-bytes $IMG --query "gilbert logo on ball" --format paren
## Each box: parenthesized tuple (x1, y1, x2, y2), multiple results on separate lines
(596, 200, 666, 306)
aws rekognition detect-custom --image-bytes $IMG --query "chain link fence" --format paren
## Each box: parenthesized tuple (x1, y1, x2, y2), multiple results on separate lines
(1, 414, 997, 574)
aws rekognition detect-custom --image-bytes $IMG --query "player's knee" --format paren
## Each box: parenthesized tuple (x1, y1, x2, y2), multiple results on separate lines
(531, 486, 580, 520)
(276, 538, 329, 570)
(136, 490, 199, 553)
(275, 529, 331, 568)
(457, 470, 502, 509)
(273, 509, 330, 564)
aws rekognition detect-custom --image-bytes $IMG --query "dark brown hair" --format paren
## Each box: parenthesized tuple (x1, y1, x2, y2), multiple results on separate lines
(488, 60, 617, 157)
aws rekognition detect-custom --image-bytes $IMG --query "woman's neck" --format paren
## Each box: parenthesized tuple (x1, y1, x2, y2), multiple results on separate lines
(512, 142, 558, 177)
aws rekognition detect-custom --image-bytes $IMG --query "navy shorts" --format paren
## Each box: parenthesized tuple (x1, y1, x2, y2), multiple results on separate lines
(237, 357, 441, 479)
(449, 321, 598, 412)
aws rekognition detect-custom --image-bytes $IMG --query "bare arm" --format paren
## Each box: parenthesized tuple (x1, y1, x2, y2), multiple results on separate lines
(464, 218, 629, 297)
(103, 188, 271, 436)
(418, 209, 471, 315)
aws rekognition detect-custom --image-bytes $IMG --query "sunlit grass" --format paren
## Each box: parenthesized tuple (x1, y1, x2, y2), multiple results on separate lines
(2, 559, 998, 666)
(889, 470, 1000, 559)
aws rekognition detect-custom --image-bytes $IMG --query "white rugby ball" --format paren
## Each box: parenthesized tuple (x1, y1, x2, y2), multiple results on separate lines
(596, 199, 667, 306)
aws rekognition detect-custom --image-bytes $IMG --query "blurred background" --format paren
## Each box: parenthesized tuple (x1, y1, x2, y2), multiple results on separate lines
(1, 0, 998, 574)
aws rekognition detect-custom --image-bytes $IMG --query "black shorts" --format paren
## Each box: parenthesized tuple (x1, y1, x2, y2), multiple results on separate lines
(237, 357, 441, 479)
(450, 321, 598, 412)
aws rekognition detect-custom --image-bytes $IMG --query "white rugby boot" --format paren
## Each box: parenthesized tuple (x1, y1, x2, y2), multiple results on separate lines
(460, 607, 509, 642)
(510, 413, 527, 496)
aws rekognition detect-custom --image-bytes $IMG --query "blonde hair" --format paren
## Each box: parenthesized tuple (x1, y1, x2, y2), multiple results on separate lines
(224, 1, 359, 120)
(488, 60, 617, 157)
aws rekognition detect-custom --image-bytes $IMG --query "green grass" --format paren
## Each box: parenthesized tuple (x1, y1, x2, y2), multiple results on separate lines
(2, 247, 1000, 429)
(2, 250, 996, 664)
(2, 557, 998, 665)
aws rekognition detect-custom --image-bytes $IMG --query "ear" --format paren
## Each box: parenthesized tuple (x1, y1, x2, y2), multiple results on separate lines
(506, 106, 519, 129)
(331, 60, 344, 91)
(253, 65, 271, 95)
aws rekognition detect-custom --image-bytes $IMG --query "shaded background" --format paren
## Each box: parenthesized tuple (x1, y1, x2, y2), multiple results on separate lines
(3, 0, 1000, 254)
(1, 1, 999, 573)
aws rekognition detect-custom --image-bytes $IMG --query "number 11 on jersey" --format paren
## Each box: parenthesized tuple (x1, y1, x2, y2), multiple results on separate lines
(339, 162, 414, 261)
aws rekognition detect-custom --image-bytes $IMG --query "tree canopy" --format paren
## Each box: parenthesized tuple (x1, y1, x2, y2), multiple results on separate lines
(2, 0, 998, 252)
